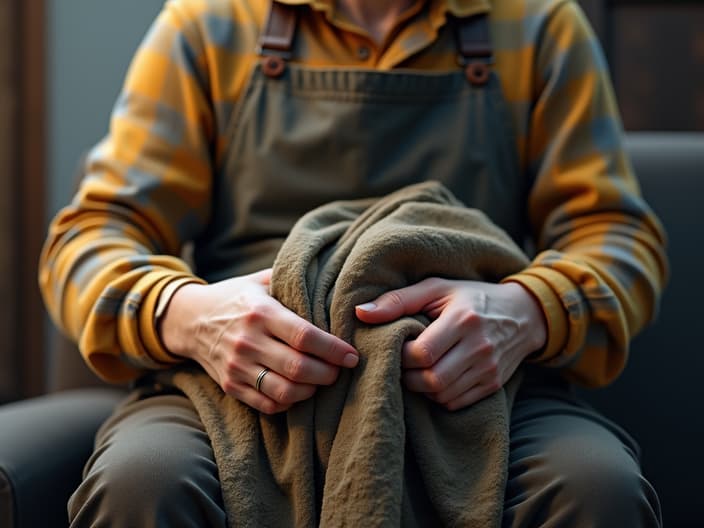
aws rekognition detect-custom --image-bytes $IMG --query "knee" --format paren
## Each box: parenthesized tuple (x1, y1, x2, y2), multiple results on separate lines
(532, 436, 661, 526)
(69, 432, 224, 526)
(94, 437, 209, 498)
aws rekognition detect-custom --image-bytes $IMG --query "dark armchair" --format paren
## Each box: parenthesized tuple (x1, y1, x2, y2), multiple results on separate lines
(1, 132, 702, 527)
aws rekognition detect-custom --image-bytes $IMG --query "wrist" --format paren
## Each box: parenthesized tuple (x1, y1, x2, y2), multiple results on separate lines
(158, 282, 204, 359)
(504, 282, 548, 357)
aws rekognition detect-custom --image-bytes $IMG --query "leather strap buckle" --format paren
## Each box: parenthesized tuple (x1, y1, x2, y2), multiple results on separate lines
(257, 1, 298, 78)
(452, 13, 494, 87)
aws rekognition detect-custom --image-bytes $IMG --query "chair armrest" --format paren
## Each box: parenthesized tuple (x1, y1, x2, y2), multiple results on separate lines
(0, 389, 125, 528)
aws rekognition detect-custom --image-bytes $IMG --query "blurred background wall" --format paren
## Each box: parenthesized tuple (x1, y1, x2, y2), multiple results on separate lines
(47, 0, 162, 218)
(0, 0, 161, 402)
(580, 0, 704, 131)
(43, 0, 164, 387)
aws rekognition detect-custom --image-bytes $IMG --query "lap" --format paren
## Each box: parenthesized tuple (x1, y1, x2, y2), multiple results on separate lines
(69, 385, 226, 528)
(504, 369, 662, 527)
(70, 373, 661, 527)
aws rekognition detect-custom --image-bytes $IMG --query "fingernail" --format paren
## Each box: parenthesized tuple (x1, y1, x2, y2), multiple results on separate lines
(356, 302, 376, 312)
(343, 353, 359, 368)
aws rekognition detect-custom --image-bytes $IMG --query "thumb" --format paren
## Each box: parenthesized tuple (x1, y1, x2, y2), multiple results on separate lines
(252, 268, 272, 285)
(355, 284, 432, 324)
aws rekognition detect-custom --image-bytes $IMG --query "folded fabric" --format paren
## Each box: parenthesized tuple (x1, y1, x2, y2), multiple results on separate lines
(158, 181, 530, 527)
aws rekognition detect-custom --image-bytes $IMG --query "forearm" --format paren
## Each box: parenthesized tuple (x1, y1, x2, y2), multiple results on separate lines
(515, 97, 668, 385)
(509, 1, 669, 386)
(38, 2, 217, 382)
(39, 208, 204, 383)
(505, 211, 667, 386)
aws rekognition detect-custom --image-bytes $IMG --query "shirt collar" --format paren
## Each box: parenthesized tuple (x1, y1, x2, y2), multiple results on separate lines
(276, 0, 491, 18)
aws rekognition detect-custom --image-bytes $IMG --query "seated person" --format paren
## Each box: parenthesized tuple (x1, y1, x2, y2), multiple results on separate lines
(40, 0, 667, 526)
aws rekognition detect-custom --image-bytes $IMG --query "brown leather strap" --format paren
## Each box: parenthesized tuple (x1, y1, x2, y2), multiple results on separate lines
(258, 1, 298, 58)
(451, 13, 493, 86)
(452, 13, 493, 62)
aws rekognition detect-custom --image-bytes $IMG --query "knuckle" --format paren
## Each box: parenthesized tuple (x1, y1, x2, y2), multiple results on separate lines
(221, 379, 237, 395)
(422, 277, 443, 290)
(414, 341, 436, 368)
(259, 400, 279, 415)
(425, 369, 446, 393)
(285, 356, 307, 381)
(230, 334, 254, 354)
(242, 306, 266, 326)
(320, 366, 339, 385)
(224, 358, 239, 375)
(327, 340, 346, 362)
(457, 310, 481, 330)
(291, 324, 313, 350)
(445, 400, 459, 411)
(385, 290, 405, 308)
(419, 352, 435, 369)
(476, 339, 495, 358)
(484, 358, 499, 377)
(485, 379, 502, 393)
(276, 385, 296, 405)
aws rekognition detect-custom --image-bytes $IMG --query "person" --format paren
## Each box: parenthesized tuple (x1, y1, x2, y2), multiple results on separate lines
(39, 0, 668, 526)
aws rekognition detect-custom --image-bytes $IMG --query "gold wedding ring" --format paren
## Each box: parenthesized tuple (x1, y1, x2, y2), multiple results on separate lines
(255, 368, 270, 392)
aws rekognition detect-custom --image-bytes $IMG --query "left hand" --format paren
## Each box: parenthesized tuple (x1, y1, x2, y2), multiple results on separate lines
(355, 278, 547, 410)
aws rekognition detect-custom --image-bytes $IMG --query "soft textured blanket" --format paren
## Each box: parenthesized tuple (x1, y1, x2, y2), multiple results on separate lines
(159, 181, 530, 527)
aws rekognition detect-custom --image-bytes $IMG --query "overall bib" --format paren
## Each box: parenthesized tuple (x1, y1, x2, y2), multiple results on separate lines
(68, 3, 662, 527)
(194, 1, 527, 282)
(192, 6, 527, 525)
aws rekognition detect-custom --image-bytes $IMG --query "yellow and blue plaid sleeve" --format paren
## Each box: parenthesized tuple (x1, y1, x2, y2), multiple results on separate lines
(503, 1, 668, 387)
(38, 1, 223, 382)
(39, 0, 668, 387)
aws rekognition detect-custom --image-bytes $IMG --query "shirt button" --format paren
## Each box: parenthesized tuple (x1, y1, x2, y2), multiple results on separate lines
(357, 45, 370, 61)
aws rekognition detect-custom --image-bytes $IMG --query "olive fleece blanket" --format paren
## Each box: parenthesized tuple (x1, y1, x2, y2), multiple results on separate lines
(158, 181, 530, 527)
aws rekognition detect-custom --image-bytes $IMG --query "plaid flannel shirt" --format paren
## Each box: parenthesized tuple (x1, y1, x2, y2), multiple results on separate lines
(40, 0, 668, 386)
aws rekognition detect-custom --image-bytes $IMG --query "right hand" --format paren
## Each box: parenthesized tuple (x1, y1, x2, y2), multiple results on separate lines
(159, 269, 359, 414)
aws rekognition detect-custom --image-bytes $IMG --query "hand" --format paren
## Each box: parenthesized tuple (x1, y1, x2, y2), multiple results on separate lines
(159, 269, 359, 414)
(355, 278, 546, 411)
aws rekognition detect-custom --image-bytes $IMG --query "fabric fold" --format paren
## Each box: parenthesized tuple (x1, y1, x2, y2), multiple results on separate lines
(157, 181, 530, 527)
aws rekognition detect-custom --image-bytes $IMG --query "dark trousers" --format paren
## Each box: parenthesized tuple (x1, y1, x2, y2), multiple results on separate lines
(68, 372, 662, 527)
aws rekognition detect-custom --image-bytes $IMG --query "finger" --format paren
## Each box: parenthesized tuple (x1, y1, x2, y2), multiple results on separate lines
(402, 339, 470, 392)
(401, 311, 470, 369)
(444, 381, 500, 411)
(249, 268, 272, 286)
(245, 388, 290, 415)
(425, 366, 481, 405)
(268, 306, 358, 368)
(355, 278, 447, 324)
(259, 337, 341, 385)
(255, 368, 317, 406)
(429, 341, 500, 404)
(221, 381, 289, 415)
(229, 331, 341, 386)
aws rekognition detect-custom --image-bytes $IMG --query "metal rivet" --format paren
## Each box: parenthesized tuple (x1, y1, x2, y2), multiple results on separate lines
(262, 55, 286, 78)
(357, 46, 371, 61)
(465, 62, 490, 86)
